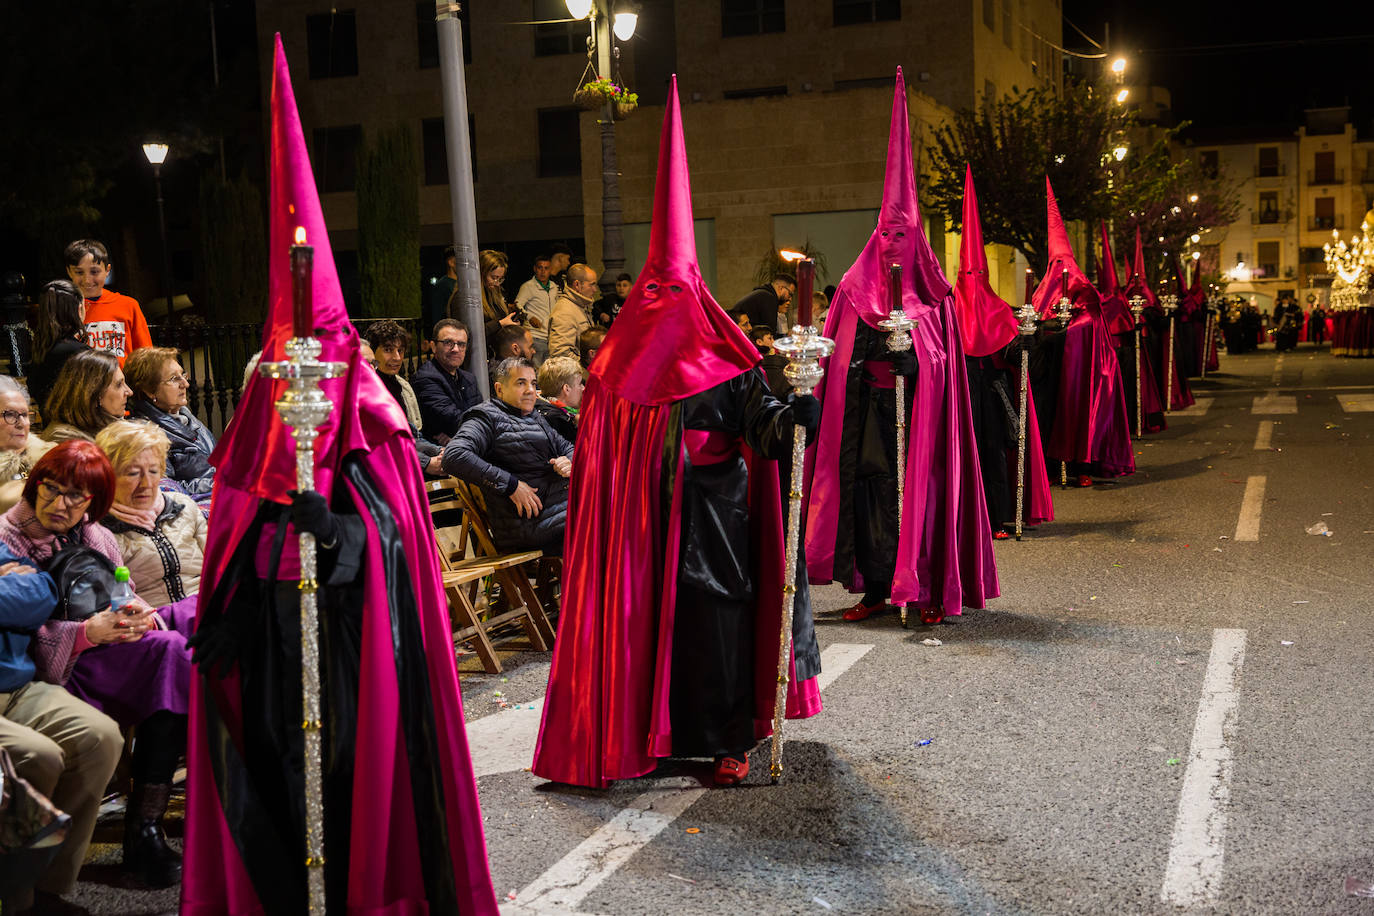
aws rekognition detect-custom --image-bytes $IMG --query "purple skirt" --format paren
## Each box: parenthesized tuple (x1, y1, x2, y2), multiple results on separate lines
(67, 596, 195, 726)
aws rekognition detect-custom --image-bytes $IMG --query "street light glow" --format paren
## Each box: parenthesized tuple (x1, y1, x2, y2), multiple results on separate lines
(142, 143, 169, 165)
(612, 11, 637, 40)
(1191, 234, 1200, 243)
(1113, 145, 1128, 161)
(1111, 57, 1127, 74)
(564, 0, 593, 19)
(1189, 194, 1199, 203)
(1115, 88, 1129, 103)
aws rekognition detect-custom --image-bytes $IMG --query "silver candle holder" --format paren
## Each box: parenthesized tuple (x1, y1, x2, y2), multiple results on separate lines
(1013, 300, 1038, 539)
(878, 275, 917, 629)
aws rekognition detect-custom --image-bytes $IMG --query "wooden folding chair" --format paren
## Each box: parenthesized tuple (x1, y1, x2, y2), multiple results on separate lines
(426, 478, 556, 672)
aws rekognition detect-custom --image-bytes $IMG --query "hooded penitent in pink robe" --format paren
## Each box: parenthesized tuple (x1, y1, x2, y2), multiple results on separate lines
(1129, 231, 1193, 410)
(531, 77, 820, 790)
(181, 36, 497, 916)
(1105, 223, 1167, 434)
(1031, 179, 1134, 478)
(953, 165, 1053, 529)
(804, 68, 997, 615)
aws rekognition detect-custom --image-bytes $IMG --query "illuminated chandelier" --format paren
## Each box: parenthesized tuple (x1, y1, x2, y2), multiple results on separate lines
(1323, 221, 1373, 310)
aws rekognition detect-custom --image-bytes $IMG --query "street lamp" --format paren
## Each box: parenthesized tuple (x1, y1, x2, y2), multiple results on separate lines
(142, 142, 175, 324)
(565, 0, 637, 296)
(1115, 88, 1129, 104)
(1111, 57, 1127, 75)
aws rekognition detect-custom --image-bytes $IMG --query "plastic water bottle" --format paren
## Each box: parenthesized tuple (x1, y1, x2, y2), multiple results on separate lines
(110, 566, 135, 613)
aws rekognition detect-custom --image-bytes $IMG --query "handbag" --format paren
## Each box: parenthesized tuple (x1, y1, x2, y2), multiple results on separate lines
(40, 533, 118, 622)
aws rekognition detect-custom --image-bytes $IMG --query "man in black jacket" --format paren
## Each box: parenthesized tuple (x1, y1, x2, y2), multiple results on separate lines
(410, 319, 483, 444)
(731, 272, 795, 335)
(442, 357, 574, 553)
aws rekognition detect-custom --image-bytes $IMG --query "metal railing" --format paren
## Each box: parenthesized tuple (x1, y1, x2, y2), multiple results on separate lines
(1252, 209, 1291, 225)
(1253, 163, 1286, 178)
(1307, 168, 1344, 185)
(1307, 215, 1345, 231)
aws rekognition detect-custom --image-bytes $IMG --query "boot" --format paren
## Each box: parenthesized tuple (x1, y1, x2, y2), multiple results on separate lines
(122, 783, 182, 889)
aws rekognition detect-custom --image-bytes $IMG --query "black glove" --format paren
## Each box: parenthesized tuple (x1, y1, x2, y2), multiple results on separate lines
(890, 350, 918, 377)
(187, 614, 245, 681)
(789, 393, 821, 431)
(288, 490, 341, 546)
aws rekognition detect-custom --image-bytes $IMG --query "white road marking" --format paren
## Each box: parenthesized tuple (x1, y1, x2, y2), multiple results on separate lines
(1270, 354, 1284, 385)
(1160, 628, 1247, 908)
(1233, 476, 1266, 542)
(468, 699, 546, 779)
(1250, 390, 1296, 414)
(1336, 393, 1374, 412)
(505, 642, 875, 914)
(1173, 397, 1213, 417)
(1252, 420, 1273, 451)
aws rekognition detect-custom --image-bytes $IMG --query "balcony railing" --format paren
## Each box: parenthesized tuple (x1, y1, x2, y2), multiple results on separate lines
(1308, 215, 1345, 231)
(1254, 164, 1287, 178)
(1307, 168, 1344, 186)
(1252, 209, 1291, 225)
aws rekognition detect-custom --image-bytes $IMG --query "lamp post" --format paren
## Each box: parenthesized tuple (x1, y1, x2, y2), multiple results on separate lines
(142, 143, 175, 324)
(565, 0, 636, 297)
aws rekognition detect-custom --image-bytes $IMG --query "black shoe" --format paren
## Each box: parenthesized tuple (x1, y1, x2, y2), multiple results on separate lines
(122, 783, 182, 889)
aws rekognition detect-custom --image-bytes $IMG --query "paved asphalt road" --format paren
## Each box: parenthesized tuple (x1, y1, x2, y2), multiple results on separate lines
(68, 343, 1373, 915)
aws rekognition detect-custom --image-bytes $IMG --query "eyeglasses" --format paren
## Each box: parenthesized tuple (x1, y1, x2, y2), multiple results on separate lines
(37, 480, 92, 507)
(435, 339, 468, 350)
(160, 373, 189, 386)
(0, 410, 29, 427)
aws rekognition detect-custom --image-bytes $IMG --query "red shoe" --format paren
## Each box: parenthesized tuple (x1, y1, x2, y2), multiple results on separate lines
(992, 530, 1011, 540)
(1076, 475, 1094, 488)
(713, 753, 749, 786)
(917, 606, 943, 625)
(842, 599, 887, 621)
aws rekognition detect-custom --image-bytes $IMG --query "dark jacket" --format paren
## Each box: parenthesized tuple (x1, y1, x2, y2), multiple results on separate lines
(128, 397, 217, 497)
(411, 358, 482, 441)
(442, 398, 574, 552)
(533, 399, 577, 443)
(732, 285, 783, 334)
(29, 337, 89, 412)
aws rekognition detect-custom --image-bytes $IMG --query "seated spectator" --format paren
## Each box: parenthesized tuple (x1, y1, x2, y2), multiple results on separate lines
(364, 320, 423, 430)
(359, 339, 443, 477)
(411, 319, 483, 445)
(488, 324, 535, 386)
(96, 421, 205, 608)
(578, 327, 606, 371)
(727, 307, 753, 334)
(810, 290, 829, 329)
(443, 358, 573, 554)
(732, 272, 795, 334)
(595, 272, 633, 326)
(0, 441, 190, 888)
(124, 347, 216, 500)
(26, 280, 90, 411)
(548, 263, 597, 362)
(535, 357, 584, 443)
(751, 325, 790, 398)
(40, 349, 131, 444)
(0, 377, 53, 513)
(0, 536, 121, 915)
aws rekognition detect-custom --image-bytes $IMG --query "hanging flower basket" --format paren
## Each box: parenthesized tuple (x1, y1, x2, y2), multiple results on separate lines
(613, 101, 636, 120)
(573, 77, 639, 116)
(574, 87, 603, 111)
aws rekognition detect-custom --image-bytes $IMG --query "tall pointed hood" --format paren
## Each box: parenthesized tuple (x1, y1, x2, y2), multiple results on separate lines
(1097, 221, 1120, 295)
(591, 76, 758, 406)
(953, 165, 1017, 356)
(210, 35, 406, 502)
(1095, 220, 1134, 334)
(1121, 228, 1158, 309)
(1032, 177, 1099, 319)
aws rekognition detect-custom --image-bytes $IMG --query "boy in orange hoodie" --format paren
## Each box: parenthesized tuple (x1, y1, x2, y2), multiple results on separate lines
(64, 239, 152, 365)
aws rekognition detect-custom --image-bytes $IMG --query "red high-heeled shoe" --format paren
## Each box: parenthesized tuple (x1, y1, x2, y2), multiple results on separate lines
(842, 599, 887, 621)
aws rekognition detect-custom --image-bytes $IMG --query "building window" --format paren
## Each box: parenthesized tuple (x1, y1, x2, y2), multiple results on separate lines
(722, 0, 785, 36)
(312, 125, 362, 193)
(982, 0, 995, 30)
(1001, 0, 1013, 46)
(834, 0, 900, 26)
(1313, 150, 1336, 184)
(537, 108, 581, 177)
(1255, 241, 1279, 279)
(1199, 150, 1218, 179)
(1257, 191, 1279, 223)
(1313, 196, 1336, 230)
(534, 0, 582, 56)
(1257, 146, 1279, 177)
(307, 10, 359, 79)
(417, 1, 471, 68)
(422, 115, 478, 185)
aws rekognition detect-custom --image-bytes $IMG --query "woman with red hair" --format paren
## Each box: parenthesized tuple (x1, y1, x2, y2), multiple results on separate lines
(0, 440, 191, 889)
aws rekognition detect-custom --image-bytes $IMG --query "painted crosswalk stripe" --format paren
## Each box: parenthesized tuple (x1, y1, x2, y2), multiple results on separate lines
(1160, 628, 1247, 908)
(1250, 390, 1296, 414)
(1233, 476, 1266, 542)
(1336, 393, 1374, 412)
(1173, 397, 1213, 417)
(1252, 420, 1273, 451)
(505, 642, 875, 914)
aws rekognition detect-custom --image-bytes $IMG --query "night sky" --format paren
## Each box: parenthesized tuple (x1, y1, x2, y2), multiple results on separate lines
(1061, 1, 1374, 135)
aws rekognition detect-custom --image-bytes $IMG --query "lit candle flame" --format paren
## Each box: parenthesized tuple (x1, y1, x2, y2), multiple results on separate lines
(779, 249, 805, 262)
(294, 226, 307, 246)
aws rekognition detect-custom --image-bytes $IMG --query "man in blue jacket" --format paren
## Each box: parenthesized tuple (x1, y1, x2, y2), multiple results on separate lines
(411, 319, 483, 444)
(0, 543, 123, 913)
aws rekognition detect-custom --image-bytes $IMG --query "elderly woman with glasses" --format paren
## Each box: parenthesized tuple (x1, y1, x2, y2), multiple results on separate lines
(95, 421, 205, 608)
(0, 376, 54, 513)
(0, 440, 191, 888)
(123, 347, 216, 501)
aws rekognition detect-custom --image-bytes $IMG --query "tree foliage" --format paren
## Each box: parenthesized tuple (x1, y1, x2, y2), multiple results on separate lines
(197, 172, 267, 324)
(754, 239, 829, 287)
(923, 81, 1240, 281)
(355, 125, 420, 319)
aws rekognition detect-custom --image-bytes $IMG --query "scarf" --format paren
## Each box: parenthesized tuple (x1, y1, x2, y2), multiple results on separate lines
(107, 490, 165, 530)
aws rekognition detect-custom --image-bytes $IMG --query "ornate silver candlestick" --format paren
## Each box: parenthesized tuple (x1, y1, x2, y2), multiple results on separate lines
(1161, 293, 1179, 411)
(769, 258, 832, 785)
(877, 263, 917, 628)
(257, 237, 348, 914)
(1129, 294, 1146, 437)
(1014, 271, 1038, 540)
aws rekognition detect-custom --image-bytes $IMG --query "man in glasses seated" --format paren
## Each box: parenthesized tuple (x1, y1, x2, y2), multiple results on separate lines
(410, 319, 484, 445)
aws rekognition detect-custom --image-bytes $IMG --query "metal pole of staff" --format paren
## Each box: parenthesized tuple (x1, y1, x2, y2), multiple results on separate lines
(1014, 270, 1037, 540)
(878, 263, 916, 628)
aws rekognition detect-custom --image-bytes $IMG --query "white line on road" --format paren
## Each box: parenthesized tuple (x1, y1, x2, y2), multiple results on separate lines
(1160, 628, 1247, 908)
(1250, 390, 1297, 414)
(468, 699, 546, 779)
(1336, 393, 1374, 412)
(1233, 476, 1266, 542)
(1173, 397, 1214, 417)
(1252, 420, 1273, 451)
(1270, 354, 1284, 385)
(507, 642, 875, 914)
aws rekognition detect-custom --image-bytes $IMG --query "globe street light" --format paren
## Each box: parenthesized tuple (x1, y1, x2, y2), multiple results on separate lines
(566, 0, 637, 296)
(142, 143, 175, 324)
